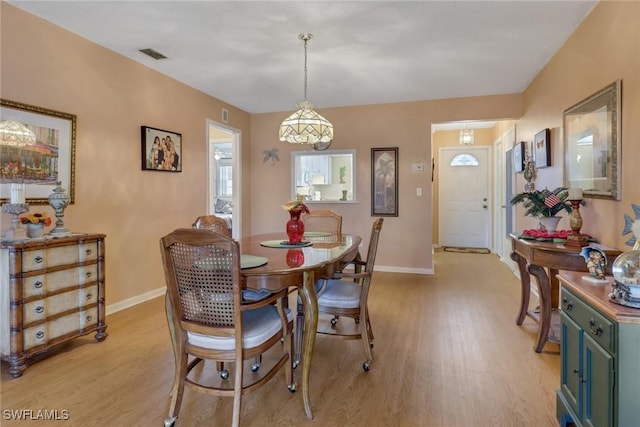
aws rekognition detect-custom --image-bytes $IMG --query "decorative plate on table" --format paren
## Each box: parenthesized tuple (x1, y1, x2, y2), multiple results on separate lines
(240, 255, 268, 269)
(260, 240, 312, 248)
(609, 250, 640, 308)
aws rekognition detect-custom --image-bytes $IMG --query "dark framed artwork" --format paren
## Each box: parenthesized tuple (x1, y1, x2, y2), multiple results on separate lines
(513, 141, 526, 173)
(534, 128, 551, 168)
(0, 99, 76, 204)
(371, 147, 398, 217)
(141, 126, 182, 172)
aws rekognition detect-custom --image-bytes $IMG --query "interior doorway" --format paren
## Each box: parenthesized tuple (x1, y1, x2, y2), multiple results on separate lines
(207, 120, 242, 239)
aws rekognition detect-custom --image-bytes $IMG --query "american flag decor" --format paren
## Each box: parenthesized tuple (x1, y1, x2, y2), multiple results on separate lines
(544, 193, 562, 208)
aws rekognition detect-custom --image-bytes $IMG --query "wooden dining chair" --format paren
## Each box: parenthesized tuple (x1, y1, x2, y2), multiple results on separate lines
(292, 209, 343, 367)
(301, 209, 342, 236)
(193, 215, 270, 373)
(315, 218, 383, 371)
(160, 228, 295, 427)
(192, 214, 231, 236)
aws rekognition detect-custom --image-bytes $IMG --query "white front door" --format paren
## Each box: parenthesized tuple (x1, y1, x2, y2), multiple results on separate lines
(439, 146, 491, 248)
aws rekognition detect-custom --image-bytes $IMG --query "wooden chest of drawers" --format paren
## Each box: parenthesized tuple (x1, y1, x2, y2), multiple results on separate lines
(0, 233, 107, 377)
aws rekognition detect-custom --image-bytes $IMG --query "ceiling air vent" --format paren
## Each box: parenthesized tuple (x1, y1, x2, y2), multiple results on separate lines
(139, 48, 167, 60)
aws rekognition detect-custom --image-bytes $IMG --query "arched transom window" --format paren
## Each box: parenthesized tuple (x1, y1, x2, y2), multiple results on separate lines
(450, 153, 479, 167)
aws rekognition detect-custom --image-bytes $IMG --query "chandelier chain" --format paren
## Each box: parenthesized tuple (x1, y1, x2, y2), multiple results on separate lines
(302, 35, 309, 102)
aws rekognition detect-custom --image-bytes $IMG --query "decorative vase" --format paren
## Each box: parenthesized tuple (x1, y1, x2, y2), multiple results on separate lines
(286, 208, 305, 243)
(286, 249, 305, 267)
(26, 222, 45, 238)
(539, 216, 561, 233)
(48, 181, 71, 235)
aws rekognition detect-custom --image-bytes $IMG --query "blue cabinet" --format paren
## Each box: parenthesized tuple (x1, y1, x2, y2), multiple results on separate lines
(557, 272, 640, 427)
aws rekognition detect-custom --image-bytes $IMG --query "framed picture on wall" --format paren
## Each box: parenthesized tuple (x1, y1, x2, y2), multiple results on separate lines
(534, 128, 551, 168)
(141, 126, 182, 172)
(371, 147, 398, 217)
(513, 141, 526, 173)
(0, 99, 76, 204)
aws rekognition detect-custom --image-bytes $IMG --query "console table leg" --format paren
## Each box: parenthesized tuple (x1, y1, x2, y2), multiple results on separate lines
(528, 264, 552, 353)
(510, 251, 530, 325)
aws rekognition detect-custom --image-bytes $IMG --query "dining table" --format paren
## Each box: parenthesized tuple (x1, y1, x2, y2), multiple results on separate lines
(239, 232, 362, 420)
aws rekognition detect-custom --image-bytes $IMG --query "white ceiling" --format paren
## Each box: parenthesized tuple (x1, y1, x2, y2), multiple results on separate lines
(8, 0, 597, 120)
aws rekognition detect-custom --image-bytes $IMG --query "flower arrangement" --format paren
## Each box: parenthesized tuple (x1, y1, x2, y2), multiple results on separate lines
(282, 200, 310, 213)
(510, 187, 574, 218)
(20, 212, 52, 226)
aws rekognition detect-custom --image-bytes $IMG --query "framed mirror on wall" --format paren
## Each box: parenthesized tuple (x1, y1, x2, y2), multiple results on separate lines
(291, 149, 356, 203)
(563, 80, 621, 200)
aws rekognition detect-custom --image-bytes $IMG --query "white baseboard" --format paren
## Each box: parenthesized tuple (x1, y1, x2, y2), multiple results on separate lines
(375, 265, 435, 275)
(106, 287, 165, 316)
(106, 265, 437, 315)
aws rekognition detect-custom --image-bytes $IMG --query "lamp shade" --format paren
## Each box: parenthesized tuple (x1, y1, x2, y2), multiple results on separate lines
(279, 101, 334, 144)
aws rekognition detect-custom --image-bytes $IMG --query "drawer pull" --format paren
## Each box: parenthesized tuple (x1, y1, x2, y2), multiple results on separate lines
(34, 256, 44, 264)
(86, 293, 93, 300)
(561, 298, 573, 311)
(86, 271, 92, 278)
(35, 306, 44, 314)
(589, 319, 603, 336)
(86, 315, 93, 322)
(85, 249, 93, 255)
(35, 331, 44, 340)
(33, 281, 43, 289)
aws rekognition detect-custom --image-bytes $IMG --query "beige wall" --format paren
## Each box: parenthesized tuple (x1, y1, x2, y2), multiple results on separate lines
(0, 4, 252, 306)
(2, 1, 638, 307)
(514, 1, 640, 249)
(250, 96, 522, 272)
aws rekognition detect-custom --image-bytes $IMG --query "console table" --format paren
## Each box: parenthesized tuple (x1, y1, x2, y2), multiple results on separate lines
(0, 233, 107, 377)
(509, 234, 621, 352)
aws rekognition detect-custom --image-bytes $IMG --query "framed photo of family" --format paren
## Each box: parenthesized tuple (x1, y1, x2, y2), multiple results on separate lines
(371, 147, 398, 217)
(0, 99, 76, 204)
(141, 126, 182, 172)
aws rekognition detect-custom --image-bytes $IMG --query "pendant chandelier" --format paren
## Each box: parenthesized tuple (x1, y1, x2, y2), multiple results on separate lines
(459, 123, 474, 146)
(279, 33, 334, 151)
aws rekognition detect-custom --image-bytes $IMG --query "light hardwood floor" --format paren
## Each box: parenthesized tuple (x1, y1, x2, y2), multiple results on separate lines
(1, 249, 560, 426)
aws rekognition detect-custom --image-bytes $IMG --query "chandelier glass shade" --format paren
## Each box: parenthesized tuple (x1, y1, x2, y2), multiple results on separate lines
(279, 100, 333, 144)
(0, 120, 36, 146)
(459, 127, 474, 146)
(279, 33, 333, 149)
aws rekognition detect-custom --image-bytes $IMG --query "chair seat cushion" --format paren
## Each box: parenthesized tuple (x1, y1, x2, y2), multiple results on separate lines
(188, 307, 293, 350)
(242, 289, 273, 302)
(317, 279, 361, 309)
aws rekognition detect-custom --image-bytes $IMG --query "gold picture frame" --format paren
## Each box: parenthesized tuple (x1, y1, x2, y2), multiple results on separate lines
(0, 99, 76, 204)
(563, 80, 621, 200)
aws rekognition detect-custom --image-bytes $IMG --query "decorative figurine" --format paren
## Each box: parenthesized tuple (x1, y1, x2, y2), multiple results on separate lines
(580, 246, 608, 282)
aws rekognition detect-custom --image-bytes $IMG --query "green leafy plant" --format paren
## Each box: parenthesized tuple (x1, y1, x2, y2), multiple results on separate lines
(510, 187, 573, 217)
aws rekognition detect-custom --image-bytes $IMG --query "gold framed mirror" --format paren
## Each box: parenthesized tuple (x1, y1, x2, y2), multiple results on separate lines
(563, 80, 621, 200)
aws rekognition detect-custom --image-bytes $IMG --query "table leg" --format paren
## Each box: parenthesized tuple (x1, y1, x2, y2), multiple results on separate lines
(299, 270, 317, 420)
(510, 251, 530, 325)
(527, 264, 552, 353)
